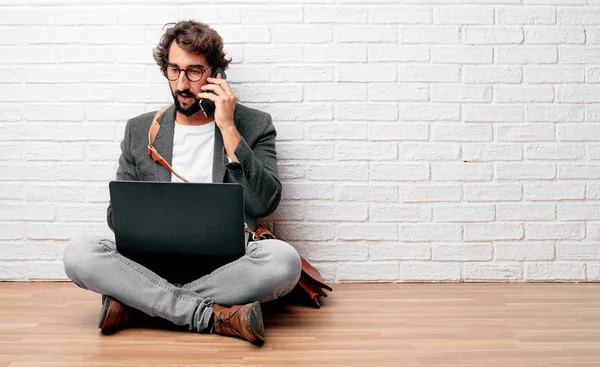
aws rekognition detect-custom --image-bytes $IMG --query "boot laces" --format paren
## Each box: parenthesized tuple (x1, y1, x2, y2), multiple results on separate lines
(215, 308, 243, 337)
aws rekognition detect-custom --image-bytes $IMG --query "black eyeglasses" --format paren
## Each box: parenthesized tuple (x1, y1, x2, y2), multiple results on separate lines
(165, 65, 212, 82)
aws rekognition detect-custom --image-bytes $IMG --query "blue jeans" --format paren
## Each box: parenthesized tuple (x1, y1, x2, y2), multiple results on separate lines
(63, 235, 302, 332)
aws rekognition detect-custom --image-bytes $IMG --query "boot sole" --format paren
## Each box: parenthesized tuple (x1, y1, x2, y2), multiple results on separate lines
(247, 301, 265, 344)
(98, 297, 120, 334)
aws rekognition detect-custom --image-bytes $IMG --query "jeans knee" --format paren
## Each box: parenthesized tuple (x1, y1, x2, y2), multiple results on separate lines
(63, 236, 103, 286)
(267, 240, 302, 291)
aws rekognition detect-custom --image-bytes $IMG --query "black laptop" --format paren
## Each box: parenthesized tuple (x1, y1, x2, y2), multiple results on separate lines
(108, 181, 247, 282)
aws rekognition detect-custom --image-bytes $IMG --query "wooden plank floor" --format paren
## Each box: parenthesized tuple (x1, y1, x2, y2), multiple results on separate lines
(1, 282, 600, 367)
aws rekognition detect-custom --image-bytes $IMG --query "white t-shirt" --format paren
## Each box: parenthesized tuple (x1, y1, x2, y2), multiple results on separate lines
(171, 121, 215, 183)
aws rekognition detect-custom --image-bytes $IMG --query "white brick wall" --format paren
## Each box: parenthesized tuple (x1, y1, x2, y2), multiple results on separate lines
(1, 0, 600, 283)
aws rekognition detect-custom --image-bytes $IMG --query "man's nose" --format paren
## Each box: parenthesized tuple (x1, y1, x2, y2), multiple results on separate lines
(176, 71, 190, 90)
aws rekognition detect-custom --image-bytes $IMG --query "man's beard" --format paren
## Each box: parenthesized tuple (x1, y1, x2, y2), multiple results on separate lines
(172, 89, 201, 117)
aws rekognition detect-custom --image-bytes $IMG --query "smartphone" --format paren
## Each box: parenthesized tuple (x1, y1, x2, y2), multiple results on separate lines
(199, 67, 227, 118)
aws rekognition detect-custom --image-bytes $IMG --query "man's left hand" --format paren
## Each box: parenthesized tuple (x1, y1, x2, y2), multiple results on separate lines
(197, 73, 238, 131)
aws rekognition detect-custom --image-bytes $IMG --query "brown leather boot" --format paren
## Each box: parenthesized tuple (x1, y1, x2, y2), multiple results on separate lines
(98, 296, 137, 334)
(211, 301, 265, 344)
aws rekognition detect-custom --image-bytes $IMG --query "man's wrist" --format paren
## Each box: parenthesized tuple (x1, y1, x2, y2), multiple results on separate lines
(220, 122, 237, 135)
(221, 123, 241, 162)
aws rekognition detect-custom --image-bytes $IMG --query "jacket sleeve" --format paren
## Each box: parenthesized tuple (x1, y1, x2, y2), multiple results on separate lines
(225, 114, 282, 218)
(107, 119, 139, 231)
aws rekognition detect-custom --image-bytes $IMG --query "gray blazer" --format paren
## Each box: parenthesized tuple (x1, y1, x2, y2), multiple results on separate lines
(107, 103, 282, 232)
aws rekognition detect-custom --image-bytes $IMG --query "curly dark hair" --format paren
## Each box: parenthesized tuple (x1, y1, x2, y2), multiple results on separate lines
(153, 20, 232, 73)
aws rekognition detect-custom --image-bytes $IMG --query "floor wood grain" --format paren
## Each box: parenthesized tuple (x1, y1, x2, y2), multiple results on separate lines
(1, 282, 600, 366)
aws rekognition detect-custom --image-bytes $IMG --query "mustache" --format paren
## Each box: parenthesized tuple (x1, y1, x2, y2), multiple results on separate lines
(175, 89, 196, 99)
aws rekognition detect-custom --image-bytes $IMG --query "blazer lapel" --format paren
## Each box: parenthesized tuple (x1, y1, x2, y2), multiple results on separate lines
(153, 105, 176, 182)
(213, 108, 242, 183)
(212, 124, 226, 183)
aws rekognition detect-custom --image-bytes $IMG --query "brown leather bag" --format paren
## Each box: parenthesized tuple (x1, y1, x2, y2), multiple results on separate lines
(147, 106, 332, 308)
(252, 226, 332, 307)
